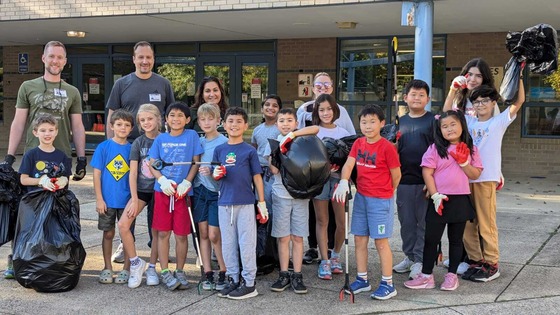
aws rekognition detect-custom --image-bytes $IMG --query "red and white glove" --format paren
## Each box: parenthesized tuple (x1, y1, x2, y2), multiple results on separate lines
(39, 175, 56, 191)
(497, 174, 505, 190)
(279, 132, 296, 154)
(331, 179, 349, 204)
(54, 176, 69, 190)
(449, 142, 470, 167)
(212, 165, 227, 181)
(431, 192, 448, 216)
(256, 201, 269, 224)
(158, 176, 177, 196)
(451, 75, 467, 91)
(175, 179, 192, 199)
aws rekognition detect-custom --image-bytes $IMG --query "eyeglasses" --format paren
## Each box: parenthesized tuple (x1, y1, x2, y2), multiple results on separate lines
(472, 98, 493, 107)
(314, 81, 333, 89)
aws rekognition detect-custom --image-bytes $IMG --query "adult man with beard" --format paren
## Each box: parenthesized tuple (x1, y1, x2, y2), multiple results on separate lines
(2, 40, 86, 279)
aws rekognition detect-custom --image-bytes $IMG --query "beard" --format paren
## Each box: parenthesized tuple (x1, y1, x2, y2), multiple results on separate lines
(45, 65, 62, 76)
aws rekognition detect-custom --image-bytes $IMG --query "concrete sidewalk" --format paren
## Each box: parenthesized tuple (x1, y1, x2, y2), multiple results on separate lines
(1, 171, 560, 314)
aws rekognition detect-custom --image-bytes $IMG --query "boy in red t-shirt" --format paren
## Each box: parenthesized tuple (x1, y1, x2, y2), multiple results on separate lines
(333, 104, 401, 300)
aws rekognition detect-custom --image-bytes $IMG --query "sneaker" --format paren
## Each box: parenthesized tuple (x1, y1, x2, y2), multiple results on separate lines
(128, 258, 146, 289)
(215, 271, 227, 291)
(440, 272, 459, 291)
(228, 282, 258, 300)
(408, 262, 423, 280)
(218, 277, 239, 298)
(145, 267, 159, 286)
(404, 273, 436, 289)
(161, 270, 180, 291)
(303, 248, 319, 264)
(347, 276, 371, 294)
(443, 258, 450, 268)
(112, 243, 125, 263)
(318, 260, 332, 280)
(470, 262, 500, 282)
(291, 272, 307, 294)
(175, 270, 190, 290)
(457, 262, 469, 275)
(3, 255, 14, 280)
(270, 271, 291, 292)
(393, 257, 414, 273)
(371, 281, 397, 300)
(330, 257, 343, 274)
(461, 260, 484, 280)
(202, 271, 215, 291)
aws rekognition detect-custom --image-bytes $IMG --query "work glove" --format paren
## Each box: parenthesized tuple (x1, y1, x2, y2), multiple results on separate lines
(497, 174, 505, 191)
(212, 165, 227, 181)
(451, 75, 467, 90)
(175, 179, 192, 199)
(1, 154, 15, 167)
(73, 156, 87, 181)
(256, 201, 269, 224)
(54, 176, 69, 190)
(158, 176, 177, 196)
(330, 164, 340, 173)
(431, 192, 448, 216)
(39, 175, 56, 192)
(331, 179, 350, 204)
(449, 142, 470, 167)
(279, 132, 296, 154)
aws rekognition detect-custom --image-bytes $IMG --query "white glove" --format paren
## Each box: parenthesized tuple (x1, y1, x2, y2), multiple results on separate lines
(256, 201, 269, 224)
(451, 75, 467, 90)
(55, 176, 69, 190)
(279, 132, 296, 154)
(431, 192, 448, 216)
(158, 176, 176, 196)
(175, 179, 192, 199)
(38, 175, 56, 191)
(332, 179, 349, 203)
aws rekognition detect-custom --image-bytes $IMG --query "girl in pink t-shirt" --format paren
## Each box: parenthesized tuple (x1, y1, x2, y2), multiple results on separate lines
(405, 110, 482, 292)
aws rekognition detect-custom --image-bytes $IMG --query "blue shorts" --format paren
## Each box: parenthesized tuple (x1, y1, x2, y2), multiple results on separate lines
(193, 185, 220, 227)
(351, 192, 394, 239)
(314, 177, 339, 201)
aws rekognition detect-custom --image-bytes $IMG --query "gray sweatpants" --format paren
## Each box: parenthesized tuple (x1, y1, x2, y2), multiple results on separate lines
(396, 184, 429, 263)
(219, 204, 257, 286)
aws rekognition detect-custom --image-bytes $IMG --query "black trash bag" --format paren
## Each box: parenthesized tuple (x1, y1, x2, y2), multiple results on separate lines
(13, 189, 86, 292)
(380, 123, 399, 143)
(505, 23, 558, 75)
(322, 137, 351, 168)
(269, 135, 331, 199)
(0, 164, 24, 247)
(499, 57, 522, 105)
(339, 135, 359, 186)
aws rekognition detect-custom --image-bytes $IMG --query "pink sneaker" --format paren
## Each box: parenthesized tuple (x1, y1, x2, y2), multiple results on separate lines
(440, 272, 459, 291)
(404, 273, 435, 289)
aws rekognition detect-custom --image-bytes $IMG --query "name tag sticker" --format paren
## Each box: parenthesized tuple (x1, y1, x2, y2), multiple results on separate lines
(149, 93, 161, 102)
(54, 89, 67, 97)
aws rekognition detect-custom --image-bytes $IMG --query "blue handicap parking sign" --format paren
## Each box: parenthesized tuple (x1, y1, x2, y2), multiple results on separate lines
(18, 53, 29, 73)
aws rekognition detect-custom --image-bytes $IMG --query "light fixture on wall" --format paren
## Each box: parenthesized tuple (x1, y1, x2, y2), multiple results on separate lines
(336, 22, 357, 29)
(66, 31, 86, 38)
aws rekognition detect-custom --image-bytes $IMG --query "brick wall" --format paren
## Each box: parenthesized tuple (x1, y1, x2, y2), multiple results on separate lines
(0, 0, 374, 20)
(276, 38, 337, 108)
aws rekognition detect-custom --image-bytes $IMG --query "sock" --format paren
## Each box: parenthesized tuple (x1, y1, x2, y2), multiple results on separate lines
(331, 251, 340, 259)
(130, 256, 140, 267)
(357, 272, 368, 281)
(382, 275, 393, 286)
(149, 264, 156, 269)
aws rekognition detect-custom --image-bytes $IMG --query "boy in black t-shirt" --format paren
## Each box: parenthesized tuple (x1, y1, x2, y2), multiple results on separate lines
(392, 80, 435, 280)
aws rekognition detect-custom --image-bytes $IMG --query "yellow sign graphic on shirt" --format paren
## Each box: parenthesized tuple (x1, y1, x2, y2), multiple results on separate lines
(106, 154, 129, 182)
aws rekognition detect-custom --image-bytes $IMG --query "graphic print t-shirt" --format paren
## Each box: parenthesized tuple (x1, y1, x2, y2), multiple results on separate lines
(19, 147, 72, 193)
(91, 139, 132, 208)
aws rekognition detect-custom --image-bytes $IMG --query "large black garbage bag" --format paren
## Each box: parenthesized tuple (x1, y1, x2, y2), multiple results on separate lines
(269, 135, 330, 199)
(0, 164, 24, 247)
(505, 23, 558, 75)
(13, 189, 86, 292)
(499, 57, 522, 105)
(322, 137, 351, 168)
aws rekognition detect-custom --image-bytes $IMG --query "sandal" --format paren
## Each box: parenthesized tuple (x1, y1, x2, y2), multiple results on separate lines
(99, 269, 114, 284)
(115, 270, 130, 284)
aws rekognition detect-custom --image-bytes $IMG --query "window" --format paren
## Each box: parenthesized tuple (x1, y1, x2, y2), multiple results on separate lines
(522, 69, 560, 137)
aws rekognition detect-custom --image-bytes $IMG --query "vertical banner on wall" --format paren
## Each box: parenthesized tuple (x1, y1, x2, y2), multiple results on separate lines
(298, 73, 313, 98)
(251, 78, 262, 99)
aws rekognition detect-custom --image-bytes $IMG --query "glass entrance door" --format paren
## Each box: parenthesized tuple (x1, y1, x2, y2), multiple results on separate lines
(66, 57, 110, 151)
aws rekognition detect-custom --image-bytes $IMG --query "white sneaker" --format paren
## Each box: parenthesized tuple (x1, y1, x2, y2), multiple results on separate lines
(128, 258, 146, 289)
(393, 257, 413, 273)
(112, 243, 125, 263)
(146, 267, 159, 286)
(408, 262, 423, 280)
(443, 259, 450, 268)
(457, 262, 469, 275)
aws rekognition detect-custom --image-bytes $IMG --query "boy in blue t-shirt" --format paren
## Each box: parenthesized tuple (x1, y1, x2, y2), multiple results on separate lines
(149, 101, 204, 290)
(91, 109, 134, 285)
(212, 107, 267, 300)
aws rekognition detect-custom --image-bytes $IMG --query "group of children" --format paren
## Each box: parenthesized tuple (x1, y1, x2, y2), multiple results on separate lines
(10, 58, 523, 300)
